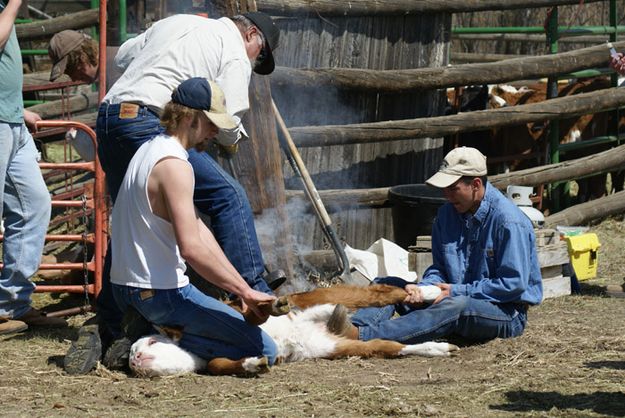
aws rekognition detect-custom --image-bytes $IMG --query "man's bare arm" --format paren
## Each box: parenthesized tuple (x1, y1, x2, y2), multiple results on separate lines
(0, 0, 21, 50)
(154, 158, 273, 305)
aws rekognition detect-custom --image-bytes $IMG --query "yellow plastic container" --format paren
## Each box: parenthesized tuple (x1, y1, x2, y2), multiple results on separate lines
(564, 233, 601, 280)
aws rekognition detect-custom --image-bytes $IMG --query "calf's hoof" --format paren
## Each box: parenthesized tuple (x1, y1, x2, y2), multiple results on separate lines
(269, 296, 290, 316)
(242, 356, 270, 375)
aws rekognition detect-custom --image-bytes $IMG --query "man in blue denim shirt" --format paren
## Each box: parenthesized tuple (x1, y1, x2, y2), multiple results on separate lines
(348, 147, 543, 344)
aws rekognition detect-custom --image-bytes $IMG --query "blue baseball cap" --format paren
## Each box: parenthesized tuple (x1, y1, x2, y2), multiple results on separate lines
(171, 78, 237, 130)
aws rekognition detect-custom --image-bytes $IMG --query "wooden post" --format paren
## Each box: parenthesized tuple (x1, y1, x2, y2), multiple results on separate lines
(256, 0, 605, 16)
(16, 9, 100, 41)
(544, 190, 625, 227)
(286, 87, 625, 148)
(269, 41, 625, 93)
(27, 92, 99, 119)
(283, 142, 625, 210)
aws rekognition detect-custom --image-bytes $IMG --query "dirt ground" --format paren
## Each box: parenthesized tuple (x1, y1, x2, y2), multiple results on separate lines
(1, 219, 625, 417)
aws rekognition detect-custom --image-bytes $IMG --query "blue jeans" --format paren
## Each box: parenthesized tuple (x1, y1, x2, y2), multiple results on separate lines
(96, 103, 271, 338)
(0, 123, 51, 318)
(187, 149, 269, 294)
(351, 277, 527, 344)
(111, 283, 277, 364)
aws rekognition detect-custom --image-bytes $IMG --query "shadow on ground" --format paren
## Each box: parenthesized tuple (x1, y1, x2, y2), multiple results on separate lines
(491, 390, 625, 416)
(585, 360, 625, 370)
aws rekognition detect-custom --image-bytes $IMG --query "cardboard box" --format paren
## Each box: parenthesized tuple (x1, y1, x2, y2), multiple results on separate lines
(408, 236, 433, 281)
(564, 233, 600, 280)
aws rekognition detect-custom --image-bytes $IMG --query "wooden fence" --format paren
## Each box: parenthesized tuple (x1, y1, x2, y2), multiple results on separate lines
(17, 9, 99, 41)
(23, 2, 625, 265)
(271, 41, 625, 93)
(270, 10, 448, 250)
(257, 0, 605, 16)
(262, 2, 625, 254)
(288, 143, 625, 209)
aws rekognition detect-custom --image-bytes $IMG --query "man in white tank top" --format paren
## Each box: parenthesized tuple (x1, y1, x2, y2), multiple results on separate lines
(109, 77, 278, 366)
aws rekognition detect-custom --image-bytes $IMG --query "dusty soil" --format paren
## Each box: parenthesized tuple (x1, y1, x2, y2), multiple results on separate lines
(1, 219, 625, 418)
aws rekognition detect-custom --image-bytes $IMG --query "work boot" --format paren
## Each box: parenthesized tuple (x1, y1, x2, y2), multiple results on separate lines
(64, 324, 102, 375)
(327, 304, 359, 339)
(103, 307, 152, 371)
(0, 317, 27, 335)
(102, 337, 133, 371)
(18, 308, 67, 328)
(121, 306, 153, 341)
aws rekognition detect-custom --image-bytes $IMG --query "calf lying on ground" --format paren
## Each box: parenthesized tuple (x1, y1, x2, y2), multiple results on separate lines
(129, 284, 458, 377)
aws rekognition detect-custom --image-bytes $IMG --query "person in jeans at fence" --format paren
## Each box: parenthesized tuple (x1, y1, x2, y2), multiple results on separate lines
(0, 0, 66, 334)
(64, 11, 282, 374)
(336, 147, 543, 344)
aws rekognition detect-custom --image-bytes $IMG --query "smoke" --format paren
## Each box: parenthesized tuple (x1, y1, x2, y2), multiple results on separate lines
(254, 195, 316, 293)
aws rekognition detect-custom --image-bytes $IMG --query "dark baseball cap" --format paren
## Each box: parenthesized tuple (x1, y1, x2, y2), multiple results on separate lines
(48, 30, 91, 81)
(243, 11, 279, 75)
(171, 78, 237, 131)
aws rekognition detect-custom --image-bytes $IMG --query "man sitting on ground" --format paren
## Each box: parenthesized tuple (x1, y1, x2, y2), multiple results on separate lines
(341, 147, 543, 344)
(109, 77, 277, 367)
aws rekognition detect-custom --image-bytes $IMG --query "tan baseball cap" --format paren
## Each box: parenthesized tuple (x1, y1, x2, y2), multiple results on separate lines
(49, 30, 91, 81)
(426, 147, 487, 188)
(171, 77, 237, 131)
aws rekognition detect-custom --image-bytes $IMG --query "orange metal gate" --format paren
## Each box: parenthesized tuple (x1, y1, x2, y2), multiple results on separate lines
(2, 0, 108, 317)
(0, 121, 108, 317)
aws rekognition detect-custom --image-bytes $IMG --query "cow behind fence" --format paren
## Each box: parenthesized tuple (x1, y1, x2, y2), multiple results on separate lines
(447, 78, 625, 203)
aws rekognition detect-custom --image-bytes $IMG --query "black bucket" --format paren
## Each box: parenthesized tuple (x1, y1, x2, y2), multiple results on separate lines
(389, 184, 447, 249)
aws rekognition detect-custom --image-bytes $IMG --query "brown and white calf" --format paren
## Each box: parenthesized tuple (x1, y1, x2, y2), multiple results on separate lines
(129, 284, 458, 377)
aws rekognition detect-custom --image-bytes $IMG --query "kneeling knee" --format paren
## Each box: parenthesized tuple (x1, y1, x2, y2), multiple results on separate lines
(263, 338, 278, 366)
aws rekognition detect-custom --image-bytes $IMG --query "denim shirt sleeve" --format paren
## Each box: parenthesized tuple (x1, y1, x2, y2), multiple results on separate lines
(450, 220, 532, 303)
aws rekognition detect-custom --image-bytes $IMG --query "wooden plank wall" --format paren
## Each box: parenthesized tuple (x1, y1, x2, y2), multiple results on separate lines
(271, 14, 450, 250)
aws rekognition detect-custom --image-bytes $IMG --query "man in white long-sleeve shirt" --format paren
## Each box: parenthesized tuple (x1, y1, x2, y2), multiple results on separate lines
(107, 13, 259, 147)
(64, 12, 281, 374)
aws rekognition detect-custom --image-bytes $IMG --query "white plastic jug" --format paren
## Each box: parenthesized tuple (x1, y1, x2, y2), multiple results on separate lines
(506, 185, 544, 228)
(506, 185, 534, 206)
